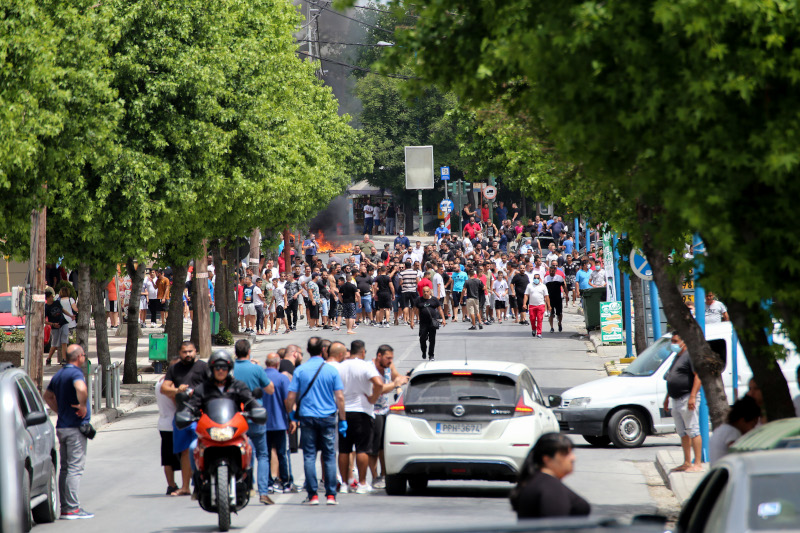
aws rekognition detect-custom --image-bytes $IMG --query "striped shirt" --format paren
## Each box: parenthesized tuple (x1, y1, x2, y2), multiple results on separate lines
(400, 269, 418, 293)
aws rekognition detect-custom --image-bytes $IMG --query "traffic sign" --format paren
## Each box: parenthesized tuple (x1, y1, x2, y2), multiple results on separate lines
(482, 185, 497, 200)
(440, 199, 454, 213)
(440, 166, 450, 180)
(629, 249, 653, 281)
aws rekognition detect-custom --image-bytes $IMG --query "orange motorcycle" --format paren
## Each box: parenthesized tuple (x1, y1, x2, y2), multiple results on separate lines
(176, 395, 266, 532)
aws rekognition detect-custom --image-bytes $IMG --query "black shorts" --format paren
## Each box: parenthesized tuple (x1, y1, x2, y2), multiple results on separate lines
(400, 292, 416, 309)
(107, 300, 117, 313)
(565, 282, 574, 292)
(377, 293, 393, 310)
(338, 412, 374, 454)
(275, 306, 285, 319)
(160, 431, 182, 470)
(308, 304, 319, 319)
(494, 301, 506, 309)
(551, 299, 563, 317)
(452, 291, 462, 306)
(369, 414, 387, 456)
(508, 295, 518, 310)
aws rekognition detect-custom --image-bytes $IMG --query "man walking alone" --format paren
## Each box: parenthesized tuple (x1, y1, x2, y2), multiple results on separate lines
(412, 286, 446, 361)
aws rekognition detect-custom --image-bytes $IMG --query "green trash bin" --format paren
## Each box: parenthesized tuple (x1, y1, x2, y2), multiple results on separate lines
(582, 288, 606, 331)
(210, 311, 220, 335)
(149, 333, 168, 373)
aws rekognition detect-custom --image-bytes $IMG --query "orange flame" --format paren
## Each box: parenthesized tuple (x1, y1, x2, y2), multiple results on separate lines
(315, 230, 353, 254)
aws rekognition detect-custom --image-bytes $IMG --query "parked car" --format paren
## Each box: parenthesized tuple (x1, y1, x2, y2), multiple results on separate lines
(383, 360, 560, 495)
(554, 322, 800, 448)
(673, 449, 800, 533)
(729, 418, 800, 453)
(0, 362, 59, 532)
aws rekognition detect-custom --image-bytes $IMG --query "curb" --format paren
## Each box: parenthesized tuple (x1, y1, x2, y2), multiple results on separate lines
(654, 449, 708, 505)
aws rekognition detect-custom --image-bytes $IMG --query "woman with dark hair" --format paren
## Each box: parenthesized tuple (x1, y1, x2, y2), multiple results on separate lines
(510, 433, 590, 519)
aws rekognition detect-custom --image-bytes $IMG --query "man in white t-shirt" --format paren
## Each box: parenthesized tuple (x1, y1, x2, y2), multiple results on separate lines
(331, 341, 382, 493)
(523, 273, 550, 338)
(545, 243, 560, 266)
(363, 201, 374, 235)
(704, 292, 729, 323)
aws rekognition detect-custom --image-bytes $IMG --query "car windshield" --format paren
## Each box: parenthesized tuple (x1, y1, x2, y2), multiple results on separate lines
(749, 473, 800, 530)
(621, 338, 672, 377)
(0, 296, 10, 314)
(405, 373, 517, 405)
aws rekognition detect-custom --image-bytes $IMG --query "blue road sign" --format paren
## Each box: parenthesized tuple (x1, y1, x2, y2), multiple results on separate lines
(629, 249, 653, 281)
(440, 166, 450, 180)
(440, 199, 454, 212)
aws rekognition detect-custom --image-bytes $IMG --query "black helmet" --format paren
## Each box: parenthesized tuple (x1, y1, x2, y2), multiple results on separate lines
(208, 350, 234, 371)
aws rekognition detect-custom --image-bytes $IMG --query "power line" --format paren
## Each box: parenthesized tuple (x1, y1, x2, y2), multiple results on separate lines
(352, 4, 419, 18)
(296, 39, 393, 47)
(306, 0, 394, 34)
(297, 51, 417, 80)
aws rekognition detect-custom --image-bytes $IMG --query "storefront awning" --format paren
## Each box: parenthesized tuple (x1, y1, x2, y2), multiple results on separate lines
(348, 180, 383, 195)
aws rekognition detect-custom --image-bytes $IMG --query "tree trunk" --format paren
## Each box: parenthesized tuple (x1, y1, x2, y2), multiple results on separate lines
(91, 278, 112, 381)
(166, 263, 188, 361)
(75, 263, 92, 352)
(222, 244, 239, 333)
(192, 242, 211, 358)
(211, 241, 227, 330)
(282, 228, 291, 277)
(638, 216, 728, 428)
(123, 258, 144, 384)
(250, 228, 261, 272)
(630, 276, 648, 354)
(727, 299, 795, 421)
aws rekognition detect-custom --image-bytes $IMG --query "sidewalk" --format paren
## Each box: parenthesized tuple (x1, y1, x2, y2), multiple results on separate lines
(654, 449, 708, 505)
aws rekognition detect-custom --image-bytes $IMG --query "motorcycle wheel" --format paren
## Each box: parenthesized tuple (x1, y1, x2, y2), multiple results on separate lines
(216, 463, 231, 532)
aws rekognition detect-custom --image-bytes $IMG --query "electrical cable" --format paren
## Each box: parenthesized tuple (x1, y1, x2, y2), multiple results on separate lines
(296, 39, 393, 47)
(297, 51, 417, 79)
(306, 0, 394, 34)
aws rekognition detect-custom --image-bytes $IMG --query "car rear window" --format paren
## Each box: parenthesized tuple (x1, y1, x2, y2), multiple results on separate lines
(749, 473, 800, 530)
(405, 373, 517, 404)
(0, 296, 10, 314)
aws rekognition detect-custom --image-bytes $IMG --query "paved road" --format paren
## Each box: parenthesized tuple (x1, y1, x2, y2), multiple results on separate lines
(36, 309, 680, 532)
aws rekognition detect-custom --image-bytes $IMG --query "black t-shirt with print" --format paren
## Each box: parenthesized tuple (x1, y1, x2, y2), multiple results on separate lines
(45, 301, 68, 327)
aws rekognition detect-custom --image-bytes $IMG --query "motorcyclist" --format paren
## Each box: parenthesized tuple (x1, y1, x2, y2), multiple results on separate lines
(181, 350, 260, 418)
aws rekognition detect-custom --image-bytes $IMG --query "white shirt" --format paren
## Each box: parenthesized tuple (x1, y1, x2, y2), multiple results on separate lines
(144, 277, 158, 299)
(494, 259, 507, 272)
(532, 265, 547, 280)
(336, 358, 380, 416)
(462, 237, 473, 254)
(363, 205, 374, 219)
(402, 252, 415, 264)
(60, 297, 77, 329)
(493, 280, 508, 302)
(432, 273, 446, 299)
(705, 300, 727, 324)
(709, 424, 742, 464)
(524, 283, 548, 306)
(411, 246, 424, 263)
(272, 285, 286, 307)
(590, 269, 606, 287)
(546, 252, 560, 265)
(155, 377, 177, 432)
(253, 285, 265, 307)
(298, 275, 312, 297)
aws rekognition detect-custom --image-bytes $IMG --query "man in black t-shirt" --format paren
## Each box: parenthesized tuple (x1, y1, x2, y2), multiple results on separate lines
(159, 341, 209, 496)
(411, 286, 445, 361)
(510, 269, 531, 325)
(355, 266, 374, 325)
(544, 266, 566, 333)
(461, 269, 485, 330)
(372, 266, 395, 327)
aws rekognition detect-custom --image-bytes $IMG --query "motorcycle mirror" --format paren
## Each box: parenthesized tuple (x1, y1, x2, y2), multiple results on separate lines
(175, 409, 195, 430)
(249, 407, 267, 426)
(252, 388, 264, 399)
(175, 391, 190, 409)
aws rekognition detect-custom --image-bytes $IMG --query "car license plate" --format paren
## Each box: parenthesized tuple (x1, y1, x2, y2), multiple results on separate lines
(436, 422, 482, 434)
(554, 412, 562, 421)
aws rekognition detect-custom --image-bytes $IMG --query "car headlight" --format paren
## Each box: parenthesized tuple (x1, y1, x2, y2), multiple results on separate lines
(208, 426, 235, 442)
(569, 397, 591, 408)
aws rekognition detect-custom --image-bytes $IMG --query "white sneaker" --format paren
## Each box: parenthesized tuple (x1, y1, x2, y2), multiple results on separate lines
(339, 484, 349, 494)
(372, 476, 386, 489)
(356, 483, 373, 494)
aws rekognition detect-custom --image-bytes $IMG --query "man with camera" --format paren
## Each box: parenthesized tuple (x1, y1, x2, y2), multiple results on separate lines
(43, 344, 94, 520)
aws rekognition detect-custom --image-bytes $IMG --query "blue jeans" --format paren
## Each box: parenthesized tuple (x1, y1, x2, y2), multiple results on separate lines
(248, 424, 270, 495)
(267, 429, 290, 485)
(299, 415, 337, 497)
(360, 294, 373, 314)
(386, 218, 395, 235)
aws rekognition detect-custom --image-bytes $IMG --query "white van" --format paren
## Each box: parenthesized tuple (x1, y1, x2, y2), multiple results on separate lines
(552, 322, 800, 448)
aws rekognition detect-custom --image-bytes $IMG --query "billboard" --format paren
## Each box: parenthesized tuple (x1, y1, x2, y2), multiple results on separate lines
(404, 146, 434, 189)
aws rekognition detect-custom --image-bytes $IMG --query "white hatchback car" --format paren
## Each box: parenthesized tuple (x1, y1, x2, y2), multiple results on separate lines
(382, 360, 560, 495)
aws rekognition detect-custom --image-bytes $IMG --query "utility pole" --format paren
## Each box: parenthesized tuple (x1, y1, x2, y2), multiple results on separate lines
(24, 207, 46, 392)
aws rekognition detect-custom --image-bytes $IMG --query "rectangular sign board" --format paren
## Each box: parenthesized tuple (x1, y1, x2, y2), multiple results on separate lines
(405, 146, 434, 190)
(600, 301, 624, 344)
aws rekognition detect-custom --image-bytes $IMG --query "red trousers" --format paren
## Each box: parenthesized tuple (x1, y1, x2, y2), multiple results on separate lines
(528, 305, 545, 335)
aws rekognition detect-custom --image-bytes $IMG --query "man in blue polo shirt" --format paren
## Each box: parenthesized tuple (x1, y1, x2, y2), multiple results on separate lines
(232, 340, 274, 504)
(43, 344, 93, 520)
(575, 260, 593, 295)
(263, 352, 296, 493)
(285, 337, 345, 506)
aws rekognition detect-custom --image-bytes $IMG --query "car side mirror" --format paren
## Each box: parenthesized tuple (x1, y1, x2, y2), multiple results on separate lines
(25, 411, 48, 427)
(548, 395, 562, 408)
(252, 388, 263, 399)
(174, 409, 195, 430)
(248, 407, 267, 426)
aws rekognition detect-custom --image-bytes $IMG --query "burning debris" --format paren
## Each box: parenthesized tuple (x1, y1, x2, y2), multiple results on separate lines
(315, 230, 353, 254)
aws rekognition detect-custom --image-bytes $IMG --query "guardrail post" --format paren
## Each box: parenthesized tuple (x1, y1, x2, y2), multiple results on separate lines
(92, 366, 102, 415)
(113, 362, 121, 407)
(105, 365, 112, 409)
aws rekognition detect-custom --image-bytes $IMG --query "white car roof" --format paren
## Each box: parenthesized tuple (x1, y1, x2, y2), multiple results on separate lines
(717, 449, 800, 474)
(411, 360, 529, 377)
